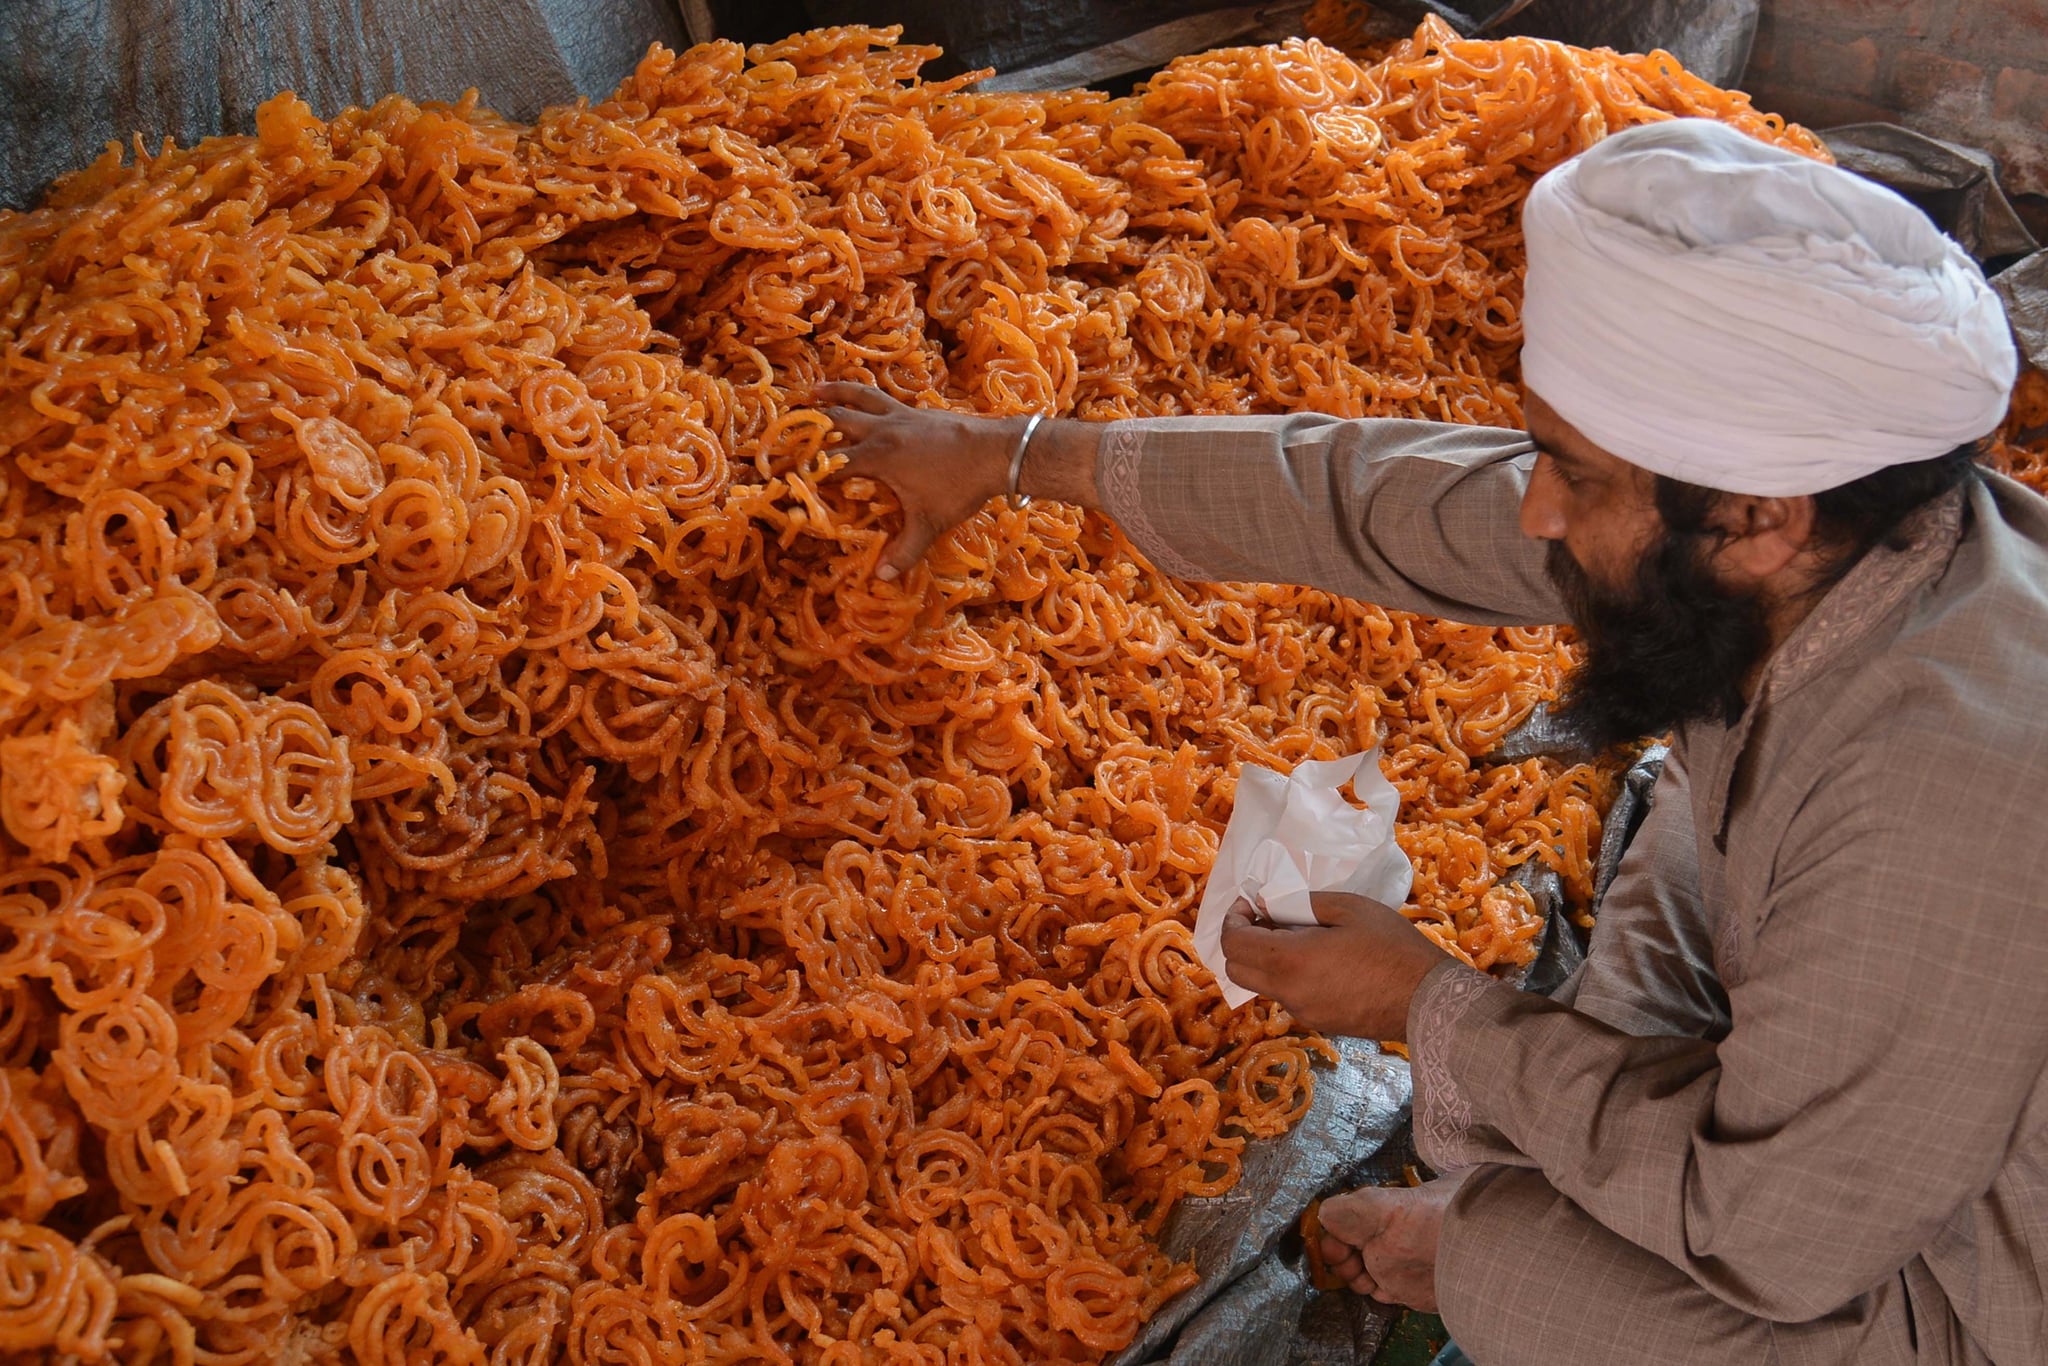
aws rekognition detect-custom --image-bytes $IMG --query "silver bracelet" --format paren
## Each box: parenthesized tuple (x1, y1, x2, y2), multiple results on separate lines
(1007, 413, 1044, 507)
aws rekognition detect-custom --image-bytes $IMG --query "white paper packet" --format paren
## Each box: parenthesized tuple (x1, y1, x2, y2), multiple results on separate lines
(1193, 748, 1413, 1008)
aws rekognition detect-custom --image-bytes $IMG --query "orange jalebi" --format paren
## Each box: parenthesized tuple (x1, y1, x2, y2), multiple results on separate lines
(1989, 365, 2048, 495)
(0, 19, 1857, 1363)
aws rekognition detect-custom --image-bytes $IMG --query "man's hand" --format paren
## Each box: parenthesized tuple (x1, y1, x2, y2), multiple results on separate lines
(813, 382, 1020, 581)
(1219, 892, 1446, 1040)
(1316, 1172, 1468, 1311)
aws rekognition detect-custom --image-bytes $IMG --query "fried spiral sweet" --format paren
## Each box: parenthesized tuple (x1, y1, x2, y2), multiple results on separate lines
(1990, 365, 2048, 495)
(0, 18, 1878, 1363)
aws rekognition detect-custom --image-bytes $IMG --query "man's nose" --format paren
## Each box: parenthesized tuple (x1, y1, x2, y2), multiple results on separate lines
(1520, 460, 1569, 541)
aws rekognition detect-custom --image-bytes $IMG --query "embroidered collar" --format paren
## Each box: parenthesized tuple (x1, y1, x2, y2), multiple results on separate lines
(1697, 486, 1968, 851)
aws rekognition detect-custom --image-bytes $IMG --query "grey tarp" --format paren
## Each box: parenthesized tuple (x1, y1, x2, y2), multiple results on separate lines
(1502, 0, 1758, 89)
(975, 5, 1317, 95)
(820, 0, 1757, 93)
(1111, 1036, 1415, 1366)
(0, 0, 687, 212)
(1365, 0, 1540, 34)
(1995, 253, 2048, 373)
(797, 0, 1261, 82)
(1350, 0, 1759, 88)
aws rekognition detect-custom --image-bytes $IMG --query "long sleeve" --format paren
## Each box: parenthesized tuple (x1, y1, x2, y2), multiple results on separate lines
(1410, 724, 2048, 1324)
(1095, 414, 1562, 627)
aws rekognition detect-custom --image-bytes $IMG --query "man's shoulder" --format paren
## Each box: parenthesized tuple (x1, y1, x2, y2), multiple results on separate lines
(1727, 483, 2048, 963)
(1770, 484, 2048, 843)
(1883, 477, 2048, 748)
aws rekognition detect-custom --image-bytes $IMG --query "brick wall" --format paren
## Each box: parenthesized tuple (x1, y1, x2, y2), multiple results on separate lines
(1743, 0, 2048, 236)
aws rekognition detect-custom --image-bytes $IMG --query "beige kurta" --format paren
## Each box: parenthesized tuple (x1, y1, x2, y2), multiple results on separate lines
(1095, 414, 2048, 1365)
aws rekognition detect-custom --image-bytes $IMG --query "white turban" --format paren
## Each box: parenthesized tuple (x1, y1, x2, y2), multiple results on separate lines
(1520, 119, 2018, 497)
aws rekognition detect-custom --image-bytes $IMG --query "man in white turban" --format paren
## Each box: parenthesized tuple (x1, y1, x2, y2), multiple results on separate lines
(820, 117, 2043, 1363)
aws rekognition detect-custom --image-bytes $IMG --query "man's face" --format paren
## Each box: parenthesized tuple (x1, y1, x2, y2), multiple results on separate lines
(1519, 393, 1664, 594)
(1519, 393, 1774, 752)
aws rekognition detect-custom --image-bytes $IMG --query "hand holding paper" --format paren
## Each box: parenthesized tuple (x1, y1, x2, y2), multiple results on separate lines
(1218, 893, 1446, 1040)
(1192, 749, 1414, 1008)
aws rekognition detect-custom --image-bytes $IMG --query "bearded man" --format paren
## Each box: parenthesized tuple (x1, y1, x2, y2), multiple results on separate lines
(817, 119, 2043, 1364)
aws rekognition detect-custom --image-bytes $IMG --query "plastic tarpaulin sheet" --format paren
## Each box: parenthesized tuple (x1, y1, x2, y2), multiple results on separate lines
(1111, 1037, 1415, 1366)
(1375, 0, 1758, 88)
(798, 0, 1259, 82)
(800, 0, 1757, 90)
(974, 5, 1315, 94)
(1363, 0, 1541, 33)
(1502, 0, 1759, 89)
(1995, 253, 2048, 373)
(0, 0, 687, 212)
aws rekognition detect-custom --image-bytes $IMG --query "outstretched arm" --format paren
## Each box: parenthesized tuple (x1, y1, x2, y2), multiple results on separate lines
(816, 383, 1564, 626)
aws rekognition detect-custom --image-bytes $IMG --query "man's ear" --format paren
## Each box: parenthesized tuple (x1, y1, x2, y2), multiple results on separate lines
(1707, 494, 1815, 584)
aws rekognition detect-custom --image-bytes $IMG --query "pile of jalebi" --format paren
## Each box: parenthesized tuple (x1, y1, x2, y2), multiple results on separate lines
(1991, 365, 2048, 493)
(0, 19, 1849, 1363)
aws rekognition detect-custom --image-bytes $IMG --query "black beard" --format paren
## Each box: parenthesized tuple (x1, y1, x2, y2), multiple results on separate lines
(1544, 534, 1773, 754)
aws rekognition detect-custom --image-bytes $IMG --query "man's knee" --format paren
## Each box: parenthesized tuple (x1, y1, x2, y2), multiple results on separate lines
(1435, 1165, 1778, 1366)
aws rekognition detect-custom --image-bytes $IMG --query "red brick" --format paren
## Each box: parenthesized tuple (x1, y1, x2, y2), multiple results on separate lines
(1789, 35, 1883, 97)
(1825, 0, 1943, 39)
(1993, 66, 2048, 125)
(1950, 0, 2048, 52)
(1885, 49, 1989, 114)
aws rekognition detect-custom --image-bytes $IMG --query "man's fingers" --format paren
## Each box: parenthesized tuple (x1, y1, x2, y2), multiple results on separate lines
(1218, 903, 1261, 962)
(874, 518, 939, 583)
(1220, 898, 1265, 941)
(1308, 892, 1355, 927)
(1320, 1235, 1362, 1279)
(822, 406, 878, 440)
(1348, 1269, 1380, 1298)
(1222, 954, 1273, 995)
(1219, 902, 1286, 989)
(811, 380, 895, 413)
(1309, 891, 1386, 927)
(1316, 1187, 1393, 1247)
(837, 436, 889, 473)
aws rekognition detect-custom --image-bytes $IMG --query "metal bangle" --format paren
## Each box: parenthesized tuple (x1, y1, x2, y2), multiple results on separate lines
(1007, 412, 1044, 507)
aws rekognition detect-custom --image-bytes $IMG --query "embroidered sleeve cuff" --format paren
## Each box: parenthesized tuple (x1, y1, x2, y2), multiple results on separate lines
(1408, 957, 1511, 1171)
(1095, 422, 1222, 582)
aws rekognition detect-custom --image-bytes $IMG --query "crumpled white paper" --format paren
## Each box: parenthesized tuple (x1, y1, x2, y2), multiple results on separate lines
(1193, 749, 1413, 1008)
